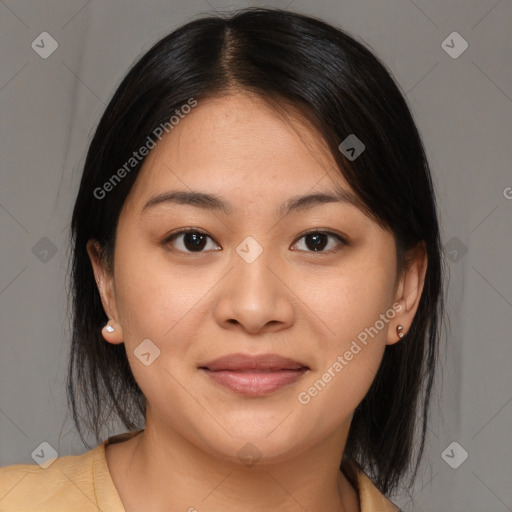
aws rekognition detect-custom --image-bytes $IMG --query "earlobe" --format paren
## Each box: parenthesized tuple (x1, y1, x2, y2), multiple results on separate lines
(386, 321, 408, 346)
(86, 239, 124, 344)
(101, 320, 124, 345)
(387, 242, 428, 346)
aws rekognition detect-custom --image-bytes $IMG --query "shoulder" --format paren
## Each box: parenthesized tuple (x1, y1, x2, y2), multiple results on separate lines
(344, 460, 401, 512)
(0, 443, 106, 512)
(355, 470, 401, 511)
(0, 431, 142, 512)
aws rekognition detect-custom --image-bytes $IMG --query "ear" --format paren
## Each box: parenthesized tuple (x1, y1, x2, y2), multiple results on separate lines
(387, 241, 428, 346)
(86, 239, 124, 345)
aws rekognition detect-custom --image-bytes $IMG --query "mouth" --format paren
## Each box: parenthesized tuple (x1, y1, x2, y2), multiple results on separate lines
(198, 353, 309, 396)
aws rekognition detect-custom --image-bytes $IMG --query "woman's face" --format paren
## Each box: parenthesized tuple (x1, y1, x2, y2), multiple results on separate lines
(88, 92, 422, 464)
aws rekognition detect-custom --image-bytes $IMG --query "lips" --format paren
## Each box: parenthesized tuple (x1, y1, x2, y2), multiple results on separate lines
(199, 353, 308, 372)
(199, 353, 309, 396)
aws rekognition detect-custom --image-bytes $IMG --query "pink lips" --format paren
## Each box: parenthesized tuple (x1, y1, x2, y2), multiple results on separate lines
(199, 353, 309, 396)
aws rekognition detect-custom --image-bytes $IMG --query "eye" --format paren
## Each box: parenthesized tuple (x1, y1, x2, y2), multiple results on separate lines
(291, 230, 347, 253)
(163, 228, 348, 254)
(163, 228, 220, 253)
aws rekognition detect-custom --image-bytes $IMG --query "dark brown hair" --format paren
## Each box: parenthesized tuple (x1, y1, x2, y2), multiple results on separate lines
(68, 7, 444, 496)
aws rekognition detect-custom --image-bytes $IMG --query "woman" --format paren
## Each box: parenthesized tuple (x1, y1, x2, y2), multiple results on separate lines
(0, 7, 444, 511)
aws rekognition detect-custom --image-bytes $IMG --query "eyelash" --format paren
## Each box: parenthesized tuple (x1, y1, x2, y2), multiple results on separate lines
(162, 228, 348, 255)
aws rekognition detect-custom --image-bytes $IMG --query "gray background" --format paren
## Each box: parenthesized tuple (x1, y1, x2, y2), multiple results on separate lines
(1, 0, 511, 510)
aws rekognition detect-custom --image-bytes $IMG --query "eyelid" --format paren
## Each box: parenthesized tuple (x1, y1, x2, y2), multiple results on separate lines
(293, 228, 349, 245)
(290, 229, 348, 254)
(162, 227, 221, 252)
(162, 228, 349, 254)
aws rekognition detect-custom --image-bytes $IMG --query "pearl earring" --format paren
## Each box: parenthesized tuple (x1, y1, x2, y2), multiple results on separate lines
(396, 324, 405, 339)
(105, 324, 115, 333)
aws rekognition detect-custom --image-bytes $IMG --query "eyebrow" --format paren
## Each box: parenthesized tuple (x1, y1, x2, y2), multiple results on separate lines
(141, 187, 363, 217)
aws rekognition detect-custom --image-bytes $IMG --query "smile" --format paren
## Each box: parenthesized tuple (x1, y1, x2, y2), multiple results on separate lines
(199, 352, 309, 396)
(200, 368, 309, 396)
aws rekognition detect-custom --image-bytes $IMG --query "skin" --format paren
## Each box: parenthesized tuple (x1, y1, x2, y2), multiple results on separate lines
(87, 91, 427, 512)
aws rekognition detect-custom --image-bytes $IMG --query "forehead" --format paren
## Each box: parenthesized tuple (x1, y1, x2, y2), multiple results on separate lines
(124, 92, 355, 213)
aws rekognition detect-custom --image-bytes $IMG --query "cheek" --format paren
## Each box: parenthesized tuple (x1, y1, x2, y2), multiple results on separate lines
(111, 249, 203, 410)
(113, 243, 206, 341)
(308, 257, 395, 353)
(297, 259, 395, 421)
(111, 243, 218, 396)
(296, 295, 387, 436)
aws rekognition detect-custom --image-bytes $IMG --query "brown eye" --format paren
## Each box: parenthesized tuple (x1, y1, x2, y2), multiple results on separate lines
(291, 231, 347, 253)
(164, 229, 220, 253)
(163, 228, 347, 255)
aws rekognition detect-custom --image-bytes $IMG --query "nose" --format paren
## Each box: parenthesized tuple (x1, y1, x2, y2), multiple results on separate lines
(213, 244, 295, 335)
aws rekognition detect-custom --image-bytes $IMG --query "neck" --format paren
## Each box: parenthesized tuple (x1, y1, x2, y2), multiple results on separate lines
(106, 413, 360, 512)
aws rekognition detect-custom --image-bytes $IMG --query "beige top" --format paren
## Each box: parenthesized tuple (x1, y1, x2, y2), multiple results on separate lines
(0, 430, 399, 511)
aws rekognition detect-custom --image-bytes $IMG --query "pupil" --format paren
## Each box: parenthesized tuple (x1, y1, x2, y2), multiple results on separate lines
(181, 232, 327, 252)
(307, 233, 327, 251)
(184, 232, 206, 251)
